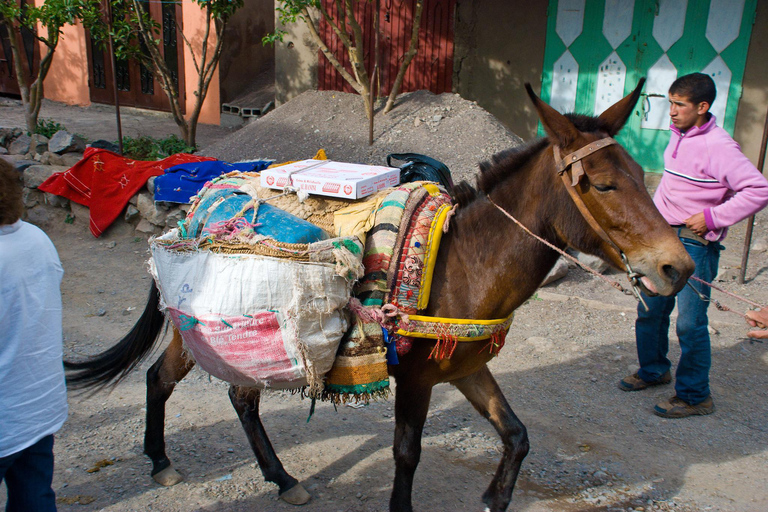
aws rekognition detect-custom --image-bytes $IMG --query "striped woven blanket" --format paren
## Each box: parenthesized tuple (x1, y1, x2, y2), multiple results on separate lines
(323, 182, 452, 402)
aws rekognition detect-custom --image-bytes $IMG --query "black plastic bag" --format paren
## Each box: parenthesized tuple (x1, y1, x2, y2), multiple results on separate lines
(386, 153, 454, 193)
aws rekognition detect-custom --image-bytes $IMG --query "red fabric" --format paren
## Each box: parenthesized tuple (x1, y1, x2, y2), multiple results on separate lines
(39, 148, 215, 237)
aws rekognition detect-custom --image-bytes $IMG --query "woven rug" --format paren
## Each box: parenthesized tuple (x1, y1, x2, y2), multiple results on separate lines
(323, 182, 452, 403)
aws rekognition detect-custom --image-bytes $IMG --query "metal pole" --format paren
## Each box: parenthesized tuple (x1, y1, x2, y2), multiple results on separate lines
(106, 1, 124, 155)
(738, 105, 768, 284)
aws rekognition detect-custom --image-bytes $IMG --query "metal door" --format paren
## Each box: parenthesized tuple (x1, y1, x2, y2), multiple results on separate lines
(318, 0, 455, 96)
(541, 0, 757, 172)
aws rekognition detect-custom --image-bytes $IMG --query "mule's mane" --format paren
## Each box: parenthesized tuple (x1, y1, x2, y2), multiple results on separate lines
(452, 113, 614, 208)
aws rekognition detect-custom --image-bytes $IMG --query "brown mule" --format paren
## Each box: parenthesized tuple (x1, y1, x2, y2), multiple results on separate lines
(65, 79, 694, 512)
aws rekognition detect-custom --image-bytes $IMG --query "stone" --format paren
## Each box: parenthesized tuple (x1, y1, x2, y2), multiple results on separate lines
(541, 257, 569, 286)
(9, 134, 31, 155)
(25, 206, 52, 225)
(164, 208, 185, 229)
(89, 139, 121, 153)
(0, 147, 7, 155)
(45, 193, 70, 208)
(136, 191, 166, 226)
(574, 251, 610, 274)
(135, 218, 158, 234)
(128, 194, 139, 206)
(69, 202, 90, 224)
(48, 130, 86, 154)
(146, 176, 156, 195)
(61, 152, 83, 167)
(0, 127, 14, 146)
(124, 205, 140, 223)
(40, 151, 65, 166)
(23, 165, 67, 189)
(22, 188, 43, 208)
(30, 133, 49, 155)
(12, 159, 37, 173)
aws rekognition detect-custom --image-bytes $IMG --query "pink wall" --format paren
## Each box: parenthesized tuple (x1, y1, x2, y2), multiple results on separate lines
(37, 2, 90, 106)
(182, 3, 221, 125)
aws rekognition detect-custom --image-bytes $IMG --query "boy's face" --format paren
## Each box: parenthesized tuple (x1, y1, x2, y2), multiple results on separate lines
(668, 93, 710, 132)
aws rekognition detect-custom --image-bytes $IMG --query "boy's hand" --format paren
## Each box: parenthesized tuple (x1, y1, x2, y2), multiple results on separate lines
(684, 212, 708, 237)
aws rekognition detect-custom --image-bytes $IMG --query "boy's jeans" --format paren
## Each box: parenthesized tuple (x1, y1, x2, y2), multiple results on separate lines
(635, 236, 721, 405)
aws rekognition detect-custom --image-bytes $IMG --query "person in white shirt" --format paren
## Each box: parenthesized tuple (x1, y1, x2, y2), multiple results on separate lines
(0, 157, 68, 511)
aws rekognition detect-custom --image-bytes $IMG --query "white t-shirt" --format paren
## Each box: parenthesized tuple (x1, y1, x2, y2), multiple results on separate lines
(0, 220, 68, 457)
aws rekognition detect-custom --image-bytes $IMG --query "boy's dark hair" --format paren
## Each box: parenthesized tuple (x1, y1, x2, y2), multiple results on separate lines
(0, 158, 24, 225)
(669, 73, 716, 106)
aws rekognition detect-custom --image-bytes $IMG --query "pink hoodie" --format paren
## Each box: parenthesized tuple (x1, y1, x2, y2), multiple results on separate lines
(653, 115, 768, 241)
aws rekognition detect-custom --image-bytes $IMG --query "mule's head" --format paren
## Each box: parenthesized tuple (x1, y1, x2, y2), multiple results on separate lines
(524, 80, 694, 296)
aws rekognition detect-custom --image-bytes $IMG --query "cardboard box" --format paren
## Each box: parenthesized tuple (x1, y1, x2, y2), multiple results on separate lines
(260, 159, 400, 199)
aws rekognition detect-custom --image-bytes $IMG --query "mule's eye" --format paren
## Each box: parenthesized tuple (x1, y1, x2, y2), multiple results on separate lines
(593, 183, 616, 192)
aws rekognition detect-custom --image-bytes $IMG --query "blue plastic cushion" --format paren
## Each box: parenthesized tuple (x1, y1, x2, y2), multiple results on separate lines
(186, 189, 328, 244)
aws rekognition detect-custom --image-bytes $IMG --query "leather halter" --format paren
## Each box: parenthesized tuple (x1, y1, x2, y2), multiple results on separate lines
(552, 137, 647, 309)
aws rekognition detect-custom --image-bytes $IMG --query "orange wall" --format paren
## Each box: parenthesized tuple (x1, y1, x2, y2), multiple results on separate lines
(35, 1, 221, 125)
(182, 2, 220, 125)
(36, 1, 91, 106)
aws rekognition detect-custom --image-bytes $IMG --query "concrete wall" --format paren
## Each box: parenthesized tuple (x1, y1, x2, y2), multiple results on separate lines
(219, 0, 274, 104)
(273, 6, 318, 105)
(452, 1, 548, 140)
(734, 3, 768, 168)
(38, 4, 90, 106)
(182, 3, 220, 125)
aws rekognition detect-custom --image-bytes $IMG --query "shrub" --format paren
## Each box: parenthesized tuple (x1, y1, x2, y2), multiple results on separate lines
(34, 119, 67, 138)
(121, 135, 196, 160)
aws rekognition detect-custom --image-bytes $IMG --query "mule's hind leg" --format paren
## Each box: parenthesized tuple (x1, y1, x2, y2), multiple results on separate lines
(228, 385, 310, 505)
(144, 328, 195, 486)
(453, 365, 529, 512)
(389, 379, 433, 512)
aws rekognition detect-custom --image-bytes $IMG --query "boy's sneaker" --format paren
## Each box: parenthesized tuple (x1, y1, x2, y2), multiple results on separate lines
(653, 395, 714, 418)
(618, 370, 671, 391)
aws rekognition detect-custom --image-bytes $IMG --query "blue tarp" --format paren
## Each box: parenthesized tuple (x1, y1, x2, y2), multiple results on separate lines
(154, 160, 272, 203)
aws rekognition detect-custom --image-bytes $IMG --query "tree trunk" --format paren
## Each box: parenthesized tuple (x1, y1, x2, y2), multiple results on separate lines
(2, 19, 34, 132)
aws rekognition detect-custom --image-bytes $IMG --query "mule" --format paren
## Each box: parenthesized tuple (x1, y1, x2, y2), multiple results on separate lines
(65, 80, 695, 511)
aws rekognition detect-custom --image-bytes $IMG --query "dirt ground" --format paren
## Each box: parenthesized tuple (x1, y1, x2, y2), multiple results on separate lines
(3, 91, 768, 512)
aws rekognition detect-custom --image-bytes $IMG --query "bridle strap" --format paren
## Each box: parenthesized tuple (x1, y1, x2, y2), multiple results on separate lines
(552, 138, 622, 257)
(553, 137, 648, 310)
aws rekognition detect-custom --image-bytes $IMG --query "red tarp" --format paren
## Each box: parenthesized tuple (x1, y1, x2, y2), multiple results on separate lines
(39, 147, 214, 237)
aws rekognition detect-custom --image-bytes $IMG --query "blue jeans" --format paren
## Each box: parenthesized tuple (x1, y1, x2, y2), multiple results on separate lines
(0, 435, 57, 512)
(635, 235, 721, 405)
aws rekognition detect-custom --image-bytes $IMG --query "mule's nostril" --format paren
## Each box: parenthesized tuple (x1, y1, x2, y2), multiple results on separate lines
(662, 264, 680, 285)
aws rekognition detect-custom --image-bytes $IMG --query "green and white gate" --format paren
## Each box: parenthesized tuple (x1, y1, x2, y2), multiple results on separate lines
(541, 0, 757, 172)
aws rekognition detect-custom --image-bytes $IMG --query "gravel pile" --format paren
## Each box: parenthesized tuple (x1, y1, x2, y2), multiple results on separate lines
(201, 89, 524, 185)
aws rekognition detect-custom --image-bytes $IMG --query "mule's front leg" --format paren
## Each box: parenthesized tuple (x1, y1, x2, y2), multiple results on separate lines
(453, 365, 529, 512)
(390, 380, 433, 512)
(228, 385, 310, 505)
(144, 329, 195, 486)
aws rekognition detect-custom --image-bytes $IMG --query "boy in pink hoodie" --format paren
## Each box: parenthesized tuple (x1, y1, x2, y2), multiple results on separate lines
(618, 73, 768, 418)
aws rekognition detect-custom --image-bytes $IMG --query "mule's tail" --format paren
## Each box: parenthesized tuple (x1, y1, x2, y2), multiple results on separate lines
(65, 282, 166, 390)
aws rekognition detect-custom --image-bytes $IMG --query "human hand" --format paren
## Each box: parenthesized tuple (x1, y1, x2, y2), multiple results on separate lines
(684, 212, 708, 237)
(746, 308, 768, 339)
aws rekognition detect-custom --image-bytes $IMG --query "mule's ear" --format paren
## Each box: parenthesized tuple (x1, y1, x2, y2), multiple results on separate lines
(525, 83, 580, 147)
(597, 78, 646, 136)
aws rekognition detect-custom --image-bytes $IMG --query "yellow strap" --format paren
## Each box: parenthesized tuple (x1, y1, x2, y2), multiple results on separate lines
(396, 312, 514, 341)
(423, 183, 441, 196)
(417, 204, 452, 310)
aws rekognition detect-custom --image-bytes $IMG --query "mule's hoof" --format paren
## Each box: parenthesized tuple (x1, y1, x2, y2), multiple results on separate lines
(152, 466, 184, 486)
(280, 483, 311, 505)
